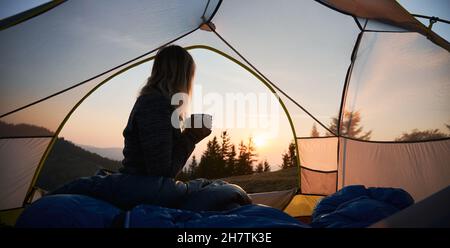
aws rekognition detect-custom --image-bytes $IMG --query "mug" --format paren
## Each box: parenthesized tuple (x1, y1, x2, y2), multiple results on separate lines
(186, 114, 213, 129)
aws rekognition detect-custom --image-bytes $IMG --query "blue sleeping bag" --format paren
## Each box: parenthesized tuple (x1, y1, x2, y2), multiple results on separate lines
(16, 195, 121, 228)
(16, 183, 414, 228)
(48, 173, 251, 212)
(16, 194, 308, 228)
(311, 185, 414, 228)
(128, 204, 308, 228)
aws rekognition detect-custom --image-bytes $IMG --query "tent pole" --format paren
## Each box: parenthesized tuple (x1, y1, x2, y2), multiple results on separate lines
(336, 30, 364, 191)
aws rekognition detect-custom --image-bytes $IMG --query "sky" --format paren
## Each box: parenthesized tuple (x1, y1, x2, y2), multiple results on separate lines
(1, 0, 449, 170)
(58, 49, 294, 169)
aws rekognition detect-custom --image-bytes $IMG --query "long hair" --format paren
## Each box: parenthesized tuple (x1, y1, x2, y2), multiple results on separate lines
(140, 45, 195, 99)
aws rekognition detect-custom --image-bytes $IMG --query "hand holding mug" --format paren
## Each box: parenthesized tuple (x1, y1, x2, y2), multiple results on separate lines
(183, 114, 212, 144)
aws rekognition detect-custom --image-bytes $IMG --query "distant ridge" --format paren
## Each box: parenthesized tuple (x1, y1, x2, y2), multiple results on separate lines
(36, 137, 123, 191)
(0, 121, 122, 191)
(79, 144, 124, 161)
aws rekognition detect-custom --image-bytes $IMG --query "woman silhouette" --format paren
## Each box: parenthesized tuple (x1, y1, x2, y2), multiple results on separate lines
(50, 46, 221, 210)
(120, 45, 211, 177)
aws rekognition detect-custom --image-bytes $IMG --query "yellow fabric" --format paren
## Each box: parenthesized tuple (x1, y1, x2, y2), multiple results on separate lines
(0, 208, 23, 227)
(284, 194, 323, 217)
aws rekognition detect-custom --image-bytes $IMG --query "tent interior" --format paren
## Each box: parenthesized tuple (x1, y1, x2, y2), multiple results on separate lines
(0, 0, 449, 227)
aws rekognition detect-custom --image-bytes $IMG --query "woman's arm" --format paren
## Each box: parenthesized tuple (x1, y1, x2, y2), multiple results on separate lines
(169, 132, 196, 176)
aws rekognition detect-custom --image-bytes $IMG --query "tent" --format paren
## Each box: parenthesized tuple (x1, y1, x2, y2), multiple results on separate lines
(0, 0, 449, 226)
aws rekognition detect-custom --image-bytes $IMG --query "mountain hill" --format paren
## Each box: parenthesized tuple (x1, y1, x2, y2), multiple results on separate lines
(79, 144, 124, 161)
(36, 137, 122, 191)
(0, 121, 122, 191)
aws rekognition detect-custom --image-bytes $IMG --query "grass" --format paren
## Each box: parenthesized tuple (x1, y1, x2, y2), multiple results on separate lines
(221, 167, 298, 193)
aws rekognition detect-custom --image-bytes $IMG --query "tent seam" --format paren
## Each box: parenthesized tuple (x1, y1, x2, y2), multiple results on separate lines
(0, 0, 66, 31)
(300, 166, 338, 174)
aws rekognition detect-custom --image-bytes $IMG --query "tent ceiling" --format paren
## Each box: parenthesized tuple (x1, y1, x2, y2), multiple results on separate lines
(0, 0, 220, 115)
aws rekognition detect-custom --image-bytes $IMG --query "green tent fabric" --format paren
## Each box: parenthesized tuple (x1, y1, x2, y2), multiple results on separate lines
(0, 0, 449, 220)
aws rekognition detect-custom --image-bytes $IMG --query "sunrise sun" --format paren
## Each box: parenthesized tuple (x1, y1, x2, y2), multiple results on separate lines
(253, 135, 267, 148)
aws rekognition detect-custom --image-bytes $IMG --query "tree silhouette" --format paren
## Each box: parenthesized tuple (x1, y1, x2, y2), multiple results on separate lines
(310, 123, 320, 137)
(235, 138, 257, 175)
(256, 162, 264, 173)
(197, 136, 224, 179)
(246, 137, 258, 169)
(281, 140, 297, 169)
(281, 153, 290, 170)
(395, 128, 448, 141)
(220, 131, 232, 160)
(188, 155, 198, 178)
(193, 134, 260, 178)
(184, 130, 297, 179)
(225, 144, 237, 176)
(263, 160, 271, 172)
(328, 111, 372, 140)
(219, 131, 237, 177)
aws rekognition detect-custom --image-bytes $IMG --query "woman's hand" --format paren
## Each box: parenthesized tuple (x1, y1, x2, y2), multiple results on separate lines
(183, 114, 212, 144)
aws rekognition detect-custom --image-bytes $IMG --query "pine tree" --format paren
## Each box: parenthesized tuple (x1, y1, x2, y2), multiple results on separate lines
(235, 141, 247, 175)
(395, 128, 448, 141)
(327, 111, 371, 140)
(197, 136, 223, 179)
(281, 152, 290, 169)
(220, 131, 231, 160)
(225, 144, 237, 176)
(280, 140, 297, 169)
(263, 160, 271, 172)
(256, 162, 264, 173)
(188, 155, 198, 178)
(220, 131, 233, 177)
(235, 137, 257, 175)
(246, 137, 257, 167)
(311, 123, 320, 137)
(288, 141, 297, 168)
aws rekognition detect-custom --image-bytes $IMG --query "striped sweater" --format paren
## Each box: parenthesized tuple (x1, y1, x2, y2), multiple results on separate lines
(120, 88, 195, 177)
